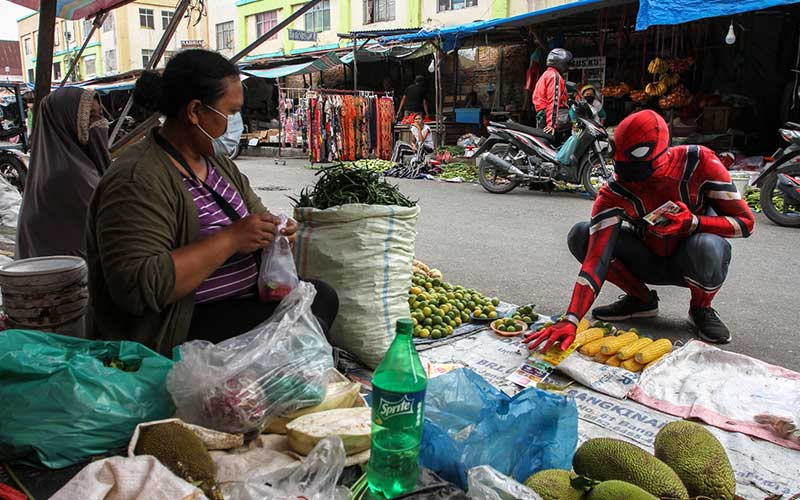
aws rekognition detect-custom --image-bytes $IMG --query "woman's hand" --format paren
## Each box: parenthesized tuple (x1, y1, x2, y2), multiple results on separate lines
(281, 217, 298, 246)
(227, 213, 278, 253)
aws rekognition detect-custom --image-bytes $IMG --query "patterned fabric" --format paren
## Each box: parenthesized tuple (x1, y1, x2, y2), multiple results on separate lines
(184, 164, 257, 304)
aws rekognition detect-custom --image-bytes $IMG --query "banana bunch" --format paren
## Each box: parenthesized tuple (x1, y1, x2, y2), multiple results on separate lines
(645, 81, 669, 97)
(660, 73, 681, 87)
(647, 57, 669, 75)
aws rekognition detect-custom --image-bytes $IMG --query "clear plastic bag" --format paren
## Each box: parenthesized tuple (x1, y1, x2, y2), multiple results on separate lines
(258, 213, 300, 303)
(227, 436, 350, 500)
(166, 281, 333, 434)
(467, 466, 544, 500)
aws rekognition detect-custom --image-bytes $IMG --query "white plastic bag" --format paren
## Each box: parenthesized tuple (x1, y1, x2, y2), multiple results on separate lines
(167, 282, 334, 434)
(467, 466, 543, 500)
(227, 436, 350, 500)
(258, 214, 300, 303)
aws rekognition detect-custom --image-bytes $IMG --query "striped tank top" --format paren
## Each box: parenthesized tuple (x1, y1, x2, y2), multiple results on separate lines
(184, 163, 258, 304)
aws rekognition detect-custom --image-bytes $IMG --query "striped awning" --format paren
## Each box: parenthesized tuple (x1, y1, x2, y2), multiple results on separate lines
(9, 0, 134, 20)
(243, 52, 345, 79)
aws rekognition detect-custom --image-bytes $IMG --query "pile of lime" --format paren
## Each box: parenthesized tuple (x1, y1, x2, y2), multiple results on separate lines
(409, 273, 498, 339)
(495, 318, 525, 333)
(511, 304, 539, 324)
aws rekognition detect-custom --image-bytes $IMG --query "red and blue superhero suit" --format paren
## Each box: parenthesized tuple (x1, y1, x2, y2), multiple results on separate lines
(526, 110, 755, 351)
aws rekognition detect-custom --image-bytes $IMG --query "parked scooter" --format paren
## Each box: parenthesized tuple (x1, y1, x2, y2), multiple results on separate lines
(751, 122, 800, 227)
(474, 97, 613, 197)
(0, 83, 29, 193)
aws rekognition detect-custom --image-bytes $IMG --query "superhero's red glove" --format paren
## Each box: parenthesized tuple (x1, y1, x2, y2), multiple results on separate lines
(649, 201, 697, 238)
(522, 320, 577, 352)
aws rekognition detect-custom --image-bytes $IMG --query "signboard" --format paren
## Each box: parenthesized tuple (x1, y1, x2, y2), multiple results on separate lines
(181, 40, 204, 48)
(569, 56, 606, 93)
(288, 29, 317, 42)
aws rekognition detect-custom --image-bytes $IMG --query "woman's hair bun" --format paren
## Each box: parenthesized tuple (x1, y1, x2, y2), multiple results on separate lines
(133, 70, 164, 113)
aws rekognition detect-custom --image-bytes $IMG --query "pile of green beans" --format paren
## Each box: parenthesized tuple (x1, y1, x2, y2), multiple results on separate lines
(291, 164, 416, 209)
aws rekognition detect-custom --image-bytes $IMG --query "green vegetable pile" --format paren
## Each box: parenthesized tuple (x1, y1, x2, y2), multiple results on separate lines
(103, 357, 139, 372)
(744, 186, 796, 213)
(436, 145, 466, 157)
(437, 161, 478, 182)
(291, 164, 416, 210)
(305, 159, 395, 173)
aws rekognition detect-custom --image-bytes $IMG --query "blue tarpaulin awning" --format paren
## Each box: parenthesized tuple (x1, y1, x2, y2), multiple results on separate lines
(378, 0, 632, 52)
(243, 52, 345, 79)
(636, 0, 800, 30)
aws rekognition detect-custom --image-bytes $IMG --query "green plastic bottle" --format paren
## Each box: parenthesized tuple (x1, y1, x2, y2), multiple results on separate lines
(367, 318, 427, 498)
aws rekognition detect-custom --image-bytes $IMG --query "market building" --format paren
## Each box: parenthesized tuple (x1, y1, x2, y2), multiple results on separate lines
(16, 0, 209, 83)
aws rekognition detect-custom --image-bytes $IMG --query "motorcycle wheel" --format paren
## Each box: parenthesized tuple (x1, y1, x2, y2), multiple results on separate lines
(760, 165, 800, 227)
(0, 154, 27, 193)
(581, 150, 612, 199)
(478, 144, 519, 194)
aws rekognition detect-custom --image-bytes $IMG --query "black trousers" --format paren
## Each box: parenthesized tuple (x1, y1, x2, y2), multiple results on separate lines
(567, 222, 732, 290)
(187, 280, 339, 344)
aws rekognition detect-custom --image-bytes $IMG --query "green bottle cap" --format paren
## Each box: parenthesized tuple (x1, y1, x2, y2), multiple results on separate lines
(396, 318, 414, 335)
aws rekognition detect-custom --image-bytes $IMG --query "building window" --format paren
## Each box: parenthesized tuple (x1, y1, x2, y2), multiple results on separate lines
(438, 0, 477, 11)
(103, 12, 114, 33)
(161, 10, 174, 30)
(82, 18, 93, 39)
(139, 9, 155, 29)
(364, 0, 395, 24)
(104, 49, 117, 73)
(304, 0, 330, 32)
(23, 37, 31, 55)
(54, 25, 60, 46)
(216, 21, 234, 50)
(53, 61, 61, 80)
(164, 50, 177, 64)
(27, 68, 34, 82)
(142, 49, 154, 68)
(255, 10, 279, 40)
(83, 54, 96, 76)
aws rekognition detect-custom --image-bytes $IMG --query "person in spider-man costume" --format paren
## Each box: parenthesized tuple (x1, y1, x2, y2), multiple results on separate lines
(525, 110, 755, 351)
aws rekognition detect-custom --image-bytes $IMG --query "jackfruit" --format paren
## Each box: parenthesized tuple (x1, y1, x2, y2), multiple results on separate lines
(587, 480, 657, 500)
(654, 421, 736, 500)
(523, 469, 584, 500)
(573, 438, 689, 499)
(134, 422, 221, 500)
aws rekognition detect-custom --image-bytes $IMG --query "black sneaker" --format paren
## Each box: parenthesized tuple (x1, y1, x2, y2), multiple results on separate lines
(592, 291, 659, 321)
(689, 307, 731, 344)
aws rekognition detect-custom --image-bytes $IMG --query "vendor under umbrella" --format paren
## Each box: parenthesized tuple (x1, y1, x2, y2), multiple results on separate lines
(86, 50, 338, 355)
(525, 110, 754, 351)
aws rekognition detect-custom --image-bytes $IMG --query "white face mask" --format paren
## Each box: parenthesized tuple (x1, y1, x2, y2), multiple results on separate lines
(196, 103, 229, 143)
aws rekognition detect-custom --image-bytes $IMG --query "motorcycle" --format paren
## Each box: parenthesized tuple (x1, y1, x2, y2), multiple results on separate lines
(751, 122, 800, 227)
(474, 98, 613, 197)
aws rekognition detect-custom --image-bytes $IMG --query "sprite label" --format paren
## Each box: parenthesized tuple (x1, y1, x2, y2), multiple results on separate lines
(372, 388, 425, 427)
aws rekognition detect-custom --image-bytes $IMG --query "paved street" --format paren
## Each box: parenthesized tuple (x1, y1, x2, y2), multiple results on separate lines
(239, 156, 800, 370)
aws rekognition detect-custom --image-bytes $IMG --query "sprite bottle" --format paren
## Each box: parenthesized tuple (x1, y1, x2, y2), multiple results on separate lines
(367, 318, 427, 498)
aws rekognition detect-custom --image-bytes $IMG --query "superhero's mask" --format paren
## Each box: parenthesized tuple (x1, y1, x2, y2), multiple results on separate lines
(613, 110, 670, 182)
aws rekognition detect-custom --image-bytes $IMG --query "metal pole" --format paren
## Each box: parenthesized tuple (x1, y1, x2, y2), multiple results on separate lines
(33, 0, 57, 120)
(108, 0, 192, 146)
(60, 12, 107, 88)
(352, 36, 357, 91)
(231, 0, 322, 63)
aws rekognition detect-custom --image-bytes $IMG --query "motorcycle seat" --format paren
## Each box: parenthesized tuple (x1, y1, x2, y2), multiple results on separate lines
(490, 121, 555, 142)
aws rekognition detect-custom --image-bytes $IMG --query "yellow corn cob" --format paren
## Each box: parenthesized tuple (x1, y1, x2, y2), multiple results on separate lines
(606, 355, 622, 367)
(622, 358, 645, 372)
(576, 317, 591, 334)
(575, 327, 605, 346)
(579, 337, 606, 357)
(616, 338, 654, 360)
(635, 339, 673, 364)
(593, 353, 613, 363)
(599, 332, 639, 355)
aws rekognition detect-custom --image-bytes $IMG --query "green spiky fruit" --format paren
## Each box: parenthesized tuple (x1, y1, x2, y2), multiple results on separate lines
(587, 480, 658, 500)
(523, 469, 584, 500)
(654, 421, 736, 500)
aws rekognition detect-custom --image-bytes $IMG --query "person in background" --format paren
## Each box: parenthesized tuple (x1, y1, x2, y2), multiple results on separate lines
(464, 91, 482, 109)
(16, 87, 110, 259)
(86, 50, 338, 356)
(570, 84, 606, 124)
(396, 75, 429, 119)
(410, 113, 434, 154)
(532, 48, 572, 134)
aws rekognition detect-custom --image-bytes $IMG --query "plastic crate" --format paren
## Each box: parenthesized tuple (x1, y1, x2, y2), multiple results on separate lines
(455, 108, 481, 124)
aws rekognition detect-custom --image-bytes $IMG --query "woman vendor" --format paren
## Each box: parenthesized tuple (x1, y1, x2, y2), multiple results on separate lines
(86, 50, 338, 355)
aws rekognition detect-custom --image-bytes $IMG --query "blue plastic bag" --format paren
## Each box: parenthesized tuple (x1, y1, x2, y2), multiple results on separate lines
(555, 134, 578, 166)
(0, 330, 175, 468)
(419, 369, 578, 489)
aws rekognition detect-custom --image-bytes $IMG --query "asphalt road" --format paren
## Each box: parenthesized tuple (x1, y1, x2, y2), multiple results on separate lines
(239, 156, 800, 370)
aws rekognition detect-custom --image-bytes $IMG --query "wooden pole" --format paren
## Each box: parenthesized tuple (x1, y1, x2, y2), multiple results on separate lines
(33, 0, 57, 120)
(60, 12, 106, 88)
